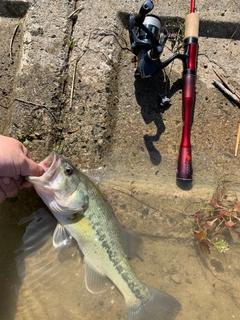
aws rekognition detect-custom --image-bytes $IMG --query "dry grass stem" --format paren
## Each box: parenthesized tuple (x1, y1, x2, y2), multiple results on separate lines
(10, 25, 19, 61)
(68, 7, 83, 19)
(70, 59, 78, 111)
(235, 124, 240, 156)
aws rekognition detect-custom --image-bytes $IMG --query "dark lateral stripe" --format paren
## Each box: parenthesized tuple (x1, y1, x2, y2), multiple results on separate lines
(88, 213, 145, 300)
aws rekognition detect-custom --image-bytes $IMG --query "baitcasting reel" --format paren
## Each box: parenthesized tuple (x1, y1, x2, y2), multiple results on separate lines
(129, 0, 184, 79)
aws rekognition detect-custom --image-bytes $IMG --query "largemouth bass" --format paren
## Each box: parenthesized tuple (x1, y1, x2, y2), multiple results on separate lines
(26, 153, 181, 320)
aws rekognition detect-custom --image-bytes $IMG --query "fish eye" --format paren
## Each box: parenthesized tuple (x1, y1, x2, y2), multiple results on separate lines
(65, 166, 73, 176)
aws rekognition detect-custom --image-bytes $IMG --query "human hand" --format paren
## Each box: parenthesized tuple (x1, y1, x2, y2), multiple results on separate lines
(0, 135, 44, 202)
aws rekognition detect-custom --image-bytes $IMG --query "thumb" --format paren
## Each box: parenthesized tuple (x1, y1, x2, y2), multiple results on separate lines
(21, 158, 45, 177)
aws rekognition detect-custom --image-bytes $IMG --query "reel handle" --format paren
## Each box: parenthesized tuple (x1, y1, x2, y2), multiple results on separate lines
(135, 0, 154, 26)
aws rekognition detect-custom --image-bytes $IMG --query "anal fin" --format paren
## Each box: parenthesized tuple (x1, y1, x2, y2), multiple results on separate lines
(84, 259, 108, 294)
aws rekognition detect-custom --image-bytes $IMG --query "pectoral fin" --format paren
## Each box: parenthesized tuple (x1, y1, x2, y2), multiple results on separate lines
(53, 223, 72, 248)
(84, 259, 108, 294)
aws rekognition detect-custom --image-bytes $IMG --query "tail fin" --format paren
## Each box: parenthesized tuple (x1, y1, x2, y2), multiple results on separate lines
(127, 285, 181, 320)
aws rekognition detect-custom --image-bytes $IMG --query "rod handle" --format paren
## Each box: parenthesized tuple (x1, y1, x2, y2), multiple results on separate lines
(184, 13, 199, 39)
(177, 146, 193, 181)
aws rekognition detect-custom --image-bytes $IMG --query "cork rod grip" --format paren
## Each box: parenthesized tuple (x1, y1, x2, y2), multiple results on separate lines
(184, 12, 199, 39)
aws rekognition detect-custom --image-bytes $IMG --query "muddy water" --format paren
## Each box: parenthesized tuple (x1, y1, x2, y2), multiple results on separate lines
(0, 166, 240, 320)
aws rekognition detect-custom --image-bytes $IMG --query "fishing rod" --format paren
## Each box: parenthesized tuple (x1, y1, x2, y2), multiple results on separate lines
(176, 0, 199, 182)
(129, 0, 199, 182)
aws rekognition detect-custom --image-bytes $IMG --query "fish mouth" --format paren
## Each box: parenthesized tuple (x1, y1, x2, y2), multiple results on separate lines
(38, 152, 60, 174)
(26, 152, 61, 186)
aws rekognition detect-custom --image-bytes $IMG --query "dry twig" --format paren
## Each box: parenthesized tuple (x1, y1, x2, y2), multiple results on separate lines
(213, 68, 240, 100)
(15, 98, 57, 122)
(212, 80, 240, 104)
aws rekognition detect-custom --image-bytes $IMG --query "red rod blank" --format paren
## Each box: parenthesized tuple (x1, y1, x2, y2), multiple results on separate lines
(190, 0, 195, 13)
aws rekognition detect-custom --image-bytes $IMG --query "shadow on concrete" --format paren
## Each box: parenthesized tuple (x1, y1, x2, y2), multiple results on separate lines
(176, 179, 193, 190)
(134, 70, 172, 166)
(162, 16, 240, 41)
(0, 1, 29, 18)
(118, 12, 240, 41)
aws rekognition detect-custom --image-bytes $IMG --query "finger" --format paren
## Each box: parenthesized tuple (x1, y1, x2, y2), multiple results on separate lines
(0, 177, 19, 198)
(13, 176, 24, 188)
(20, 158, 45, 177)
(22, 144, 31, 158)
(21, 179, 34, 189)
(0, 188, 7, 202)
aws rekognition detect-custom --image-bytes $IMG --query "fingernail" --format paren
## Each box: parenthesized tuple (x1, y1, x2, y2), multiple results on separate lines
(2, 177, 11, 185)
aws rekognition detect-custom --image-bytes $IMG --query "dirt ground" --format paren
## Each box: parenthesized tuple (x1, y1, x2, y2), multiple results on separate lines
(0, 0, 239, 319)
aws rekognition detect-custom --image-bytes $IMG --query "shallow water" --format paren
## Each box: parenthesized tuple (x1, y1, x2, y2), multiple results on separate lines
(0, 171, 240, 320)
(1, 42, 239, 320)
